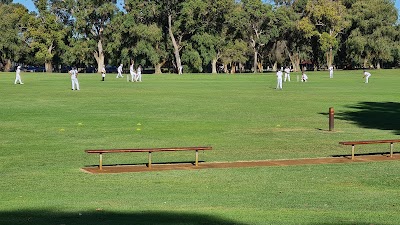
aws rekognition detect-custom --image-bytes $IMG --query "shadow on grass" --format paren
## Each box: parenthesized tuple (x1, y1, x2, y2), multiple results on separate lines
(331, 151, 400, 158)
(323, 102, 400, 135)
(0, 209, 248, 225)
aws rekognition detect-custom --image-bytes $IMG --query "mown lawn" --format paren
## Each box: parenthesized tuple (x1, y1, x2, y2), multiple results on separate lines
(0, 69, 399, 225)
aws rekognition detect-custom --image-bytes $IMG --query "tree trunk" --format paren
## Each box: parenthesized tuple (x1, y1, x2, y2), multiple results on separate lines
(257, 60, 263, 73)
(168, 14, 181, 74)
(253, 50, 258, 73)
(363, 58, 368, 69)
(4, 59, 12, 72)
(94, 39, 105, 73)
(155, 64, 162, 74)
(45, 62, 53, 73)
(273, 61, 278, 72)
(211, 58, 217, 74)
(376, 62, 381, 69)
(154, 60, 166, 74)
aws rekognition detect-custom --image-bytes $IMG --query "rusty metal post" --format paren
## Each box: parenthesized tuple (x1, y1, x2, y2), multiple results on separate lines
(329, 107, 334, 131)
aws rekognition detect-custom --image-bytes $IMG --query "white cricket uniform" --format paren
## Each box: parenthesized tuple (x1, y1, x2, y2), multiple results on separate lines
(329, 66, 333, 78)
(117, 65, 123, 78)
(136, 66, 142, 82)
(276, 71, 283, 89)
(70, 69, 80, 90)
(284, 68, 291, 82)
(14, 67, 23, 84)
(302, 73, 308, 82)
(101, 67, 106, 81)
(129, 64, 136, 82)
(364, 71, 371, 83)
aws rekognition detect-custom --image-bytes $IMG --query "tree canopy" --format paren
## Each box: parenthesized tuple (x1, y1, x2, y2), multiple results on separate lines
(1, 0, 399, 73)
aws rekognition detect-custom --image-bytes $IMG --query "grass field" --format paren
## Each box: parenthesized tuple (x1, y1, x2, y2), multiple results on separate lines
(0, 69, 400, 225)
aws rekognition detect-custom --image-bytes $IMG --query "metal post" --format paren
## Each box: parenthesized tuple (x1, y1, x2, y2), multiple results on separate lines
(329, 107, 334, 131)
(99, 153, 103, 170)
(195, 150, 199, 166)
(148, 151, 152, 168)
(390, 143, 393, 158)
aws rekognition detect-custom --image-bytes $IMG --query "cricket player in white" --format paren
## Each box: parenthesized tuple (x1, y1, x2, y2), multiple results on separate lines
(136, 65, 142, 82)
(14, 66, 23, 84)
(284, 66, 291, 82)
(276, 69, 283, 90)
(129, 63, 136, 82)
(101, 66, 106, 81)
(69, 67, 80, 90)
(363, 70, 371, 83)
(301, 72, 308, 82)
(329, 66, 334, 78)
(117, 64, 123, 78)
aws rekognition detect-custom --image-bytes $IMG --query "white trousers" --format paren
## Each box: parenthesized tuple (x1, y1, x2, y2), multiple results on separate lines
(116, 71, 123, 78)
(276, 78, 282, 89)
(136, 73, 142, 82)
(14, 75, 23, 84)
(330, 72, 333, 78)
(365, 75, 371, 83)
(71, 78, 80, 90)
(284, 73, 290, 82)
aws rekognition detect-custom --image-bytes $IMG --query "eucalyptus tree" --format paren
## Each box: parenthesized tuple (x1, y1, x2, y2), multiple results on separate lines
(233, 0, 276, 73)
(182, 0, 236, 73)
(298, 0, 349, 68)
(119, 0, 168, 74)
(23, 0, 68, 72)
(0, 3, 30, 71)
(275, 0, 312, 72)
(346, 0, 398, 69)
(71, 0, 118, 73)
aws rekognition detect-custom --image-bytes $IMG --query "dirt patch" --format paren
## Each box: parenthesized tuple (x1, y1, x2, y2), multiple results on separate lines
(81, 154, 400, 174)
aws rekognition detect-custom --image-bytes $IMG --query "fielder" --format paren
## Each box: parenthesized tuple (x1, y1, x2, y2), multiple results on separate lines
(136, 65, 142, 82)
(329, 65, 334, 78)
(117, 64, 123, 78)
(301, 72, 308, 82)
(129, 63, 136, 82)
(14, 66, 24, 84)
(276, 69, 283, 90)
(101, 66, 106, 81)
(284, 66, 291, 82)
(363, 70, 371, 83)
(69, 67, 80, 90)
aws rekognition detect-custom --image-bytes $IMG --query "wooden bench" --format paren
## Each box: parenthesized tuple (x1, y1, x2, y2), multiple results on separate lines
(85, 146, 212, 170)
(339, 139, 400, 160)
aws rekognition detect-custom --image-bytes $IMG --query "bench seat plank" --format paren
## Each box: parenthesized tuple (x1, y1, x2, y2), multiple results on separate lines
(339, 139, 400, 145)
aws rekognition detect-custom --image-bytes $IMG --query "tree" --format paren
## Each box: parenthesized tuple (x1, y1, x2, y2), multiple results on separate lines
(23, 0, 68, 72)
(346, 0, 398, 69)
(184, 0, 236, 73)
(232, 0, 276, 73)
(298, 0, 349, 68)
(72, 0, 118, 73)
(116, 0, 169, 74)
(0, 3, 30, 71)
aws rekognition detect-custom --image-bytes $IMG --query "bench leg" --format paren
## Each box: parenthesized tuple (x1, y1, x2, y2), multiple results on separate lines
(99, 153, 103, 170)
(195, 150, 199, 166)
(351, 145, 355, 160)
(148, 152, 152, 168)
(390, 143, 393, 158)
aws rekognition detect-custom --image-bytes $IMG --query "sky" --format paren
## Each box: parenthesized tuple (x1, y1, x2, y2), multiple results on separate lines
(11, 0, 400, 16)
(13, 0, 125, 11)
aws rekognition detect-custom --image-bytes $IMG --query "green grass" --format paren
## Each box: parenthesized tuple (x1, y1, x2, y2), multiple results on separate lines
(0, 70, 400, 224)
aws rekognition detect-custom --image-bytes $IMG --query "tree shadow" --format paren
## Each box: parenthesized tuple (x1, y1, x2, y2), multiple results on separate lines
(334, 101, 400, 135)
(0, 209, 248, 225)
